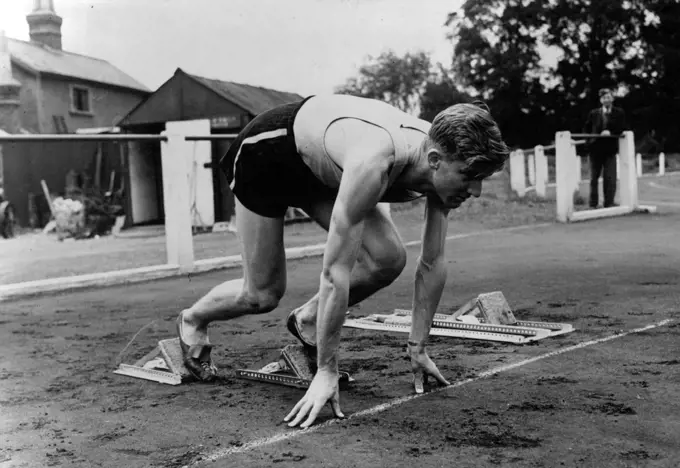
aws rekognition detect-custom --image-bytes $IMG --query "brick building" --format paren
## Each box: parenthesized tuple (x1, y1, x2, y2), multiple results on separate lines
(0, 0, 150, 226)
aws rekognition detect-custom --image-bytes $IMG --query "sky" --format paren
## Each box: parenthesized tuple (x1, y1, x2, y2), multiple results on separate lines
(0, 0, 464, 95)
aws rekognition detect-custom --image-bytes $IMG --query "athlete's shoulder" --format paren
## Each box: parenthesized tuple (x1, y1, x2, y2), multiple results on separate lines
(406, 116, 432, 134)
(306, 94, 371, 107)
(307, 94, 405, 113)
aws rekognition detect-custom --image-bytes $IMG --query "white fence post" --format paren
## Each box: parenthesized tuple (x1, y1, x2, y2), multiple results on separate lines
(509, 149, 526, 197)
(535, 145, 548, 198)
(570, 142, 581, 195)
(160, 130, 195, 271)
(659, 152, 665, 176)
(574, 147, 582, 183)
(527, 152, 536, 186)
(636, 153, 643, 177)
(618, 131, 638, 209)
(555, 131, 574, 222)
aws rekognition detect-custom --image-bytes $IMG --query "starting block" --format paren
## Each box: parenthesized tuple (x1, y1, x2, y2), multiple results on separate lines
(343, 292, 573, 344)
(114, 338, 192, 385)
(114, 339, 355, 389)
(236, 344, 355, 389)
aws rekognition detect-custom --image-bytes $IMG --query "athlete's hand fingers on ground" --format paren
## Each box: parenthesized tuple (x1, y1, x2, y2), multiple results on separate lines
(300, 401, 324, 429)
(291, 385, 343, 428)
(413, 370, 425, 394)
(329, 395, 345, 419)
(287, 400, 314, 428)
(283, 396, 309, 424)
(426, 363, 450, 387)
(411, 352, 450, 393)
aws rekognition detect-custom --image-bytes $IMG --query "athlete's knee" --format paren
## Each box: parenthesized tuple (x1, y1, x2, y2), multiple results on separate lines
(242, 285, 285, 314)
(368, 243, 407, 286)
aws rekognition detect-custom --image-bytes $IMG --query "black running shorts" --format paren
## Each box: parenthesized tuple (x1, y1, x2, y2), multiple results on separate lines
(220, 96, 334, 218)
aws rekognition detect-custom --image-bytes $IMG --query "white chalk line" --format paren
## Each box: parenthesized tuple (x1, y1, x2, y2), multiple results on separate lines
(196, 317, 674, 464)
(640, 200, 680, 208)
(404, 222, 553, 249)
(646, 180, 680, 191)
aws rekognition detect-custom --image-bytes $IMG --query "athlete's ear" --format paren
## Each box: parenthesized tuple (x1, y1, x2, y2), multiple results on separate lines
(427, 149, 442, 170)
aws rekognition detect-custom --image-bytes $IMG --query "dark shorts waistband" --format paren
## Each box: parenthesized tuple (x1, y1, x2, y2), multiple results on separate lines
(220, 96, 334, 218)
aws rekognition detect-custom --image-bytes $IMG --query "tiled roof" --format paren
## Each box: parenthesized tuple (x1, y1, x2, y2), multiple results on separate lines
(8, 38, 150, 92)
(189, 73, 304, 115)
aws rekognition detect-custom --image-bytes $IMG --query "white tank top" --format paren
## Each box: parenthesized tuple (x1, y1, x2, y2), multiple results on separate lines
(293, 95, 429, 202)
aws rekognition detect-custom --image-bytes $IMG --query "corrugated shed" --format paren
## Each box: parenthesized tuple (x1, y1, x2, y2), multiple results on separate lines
(190, 74, 304, 115)
(8, 38, 149, 92)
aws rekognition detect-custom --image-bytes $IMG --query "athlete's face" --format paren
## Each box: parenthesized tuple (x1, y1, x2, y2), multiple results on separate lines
(429, 151, 483, 209)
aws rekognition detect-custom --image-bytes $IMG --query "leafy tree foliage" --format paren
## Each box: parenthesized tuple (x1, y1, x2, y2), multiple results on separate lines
(445, 0, 680, 150)
(418, 64, 473, 121)
(419, 80, 472, 122)
(445, 0, 553, 147)
(630, 1, 680, 150)
(334, 51, 433, 114)
(333, 0, 680, 151)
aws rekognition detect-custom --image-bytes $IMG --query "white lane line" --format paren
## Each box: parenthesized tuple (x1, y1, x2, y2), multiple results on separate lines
(195, 318, 674, 464)
(647, 181, 680, 191)
(640, 200, 680, 208)
(404, 222, 554, 249)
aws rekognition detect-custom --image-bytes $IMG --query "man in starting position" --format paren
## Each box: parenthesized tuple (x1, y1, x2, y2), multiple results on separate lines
(175, 94, 509, 428)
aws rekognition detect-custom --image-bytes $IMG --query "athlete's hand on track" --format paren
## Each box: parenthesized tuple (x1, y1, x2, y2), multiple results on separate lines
(409, 344, 450, 394)
(284, 368, 344, 429)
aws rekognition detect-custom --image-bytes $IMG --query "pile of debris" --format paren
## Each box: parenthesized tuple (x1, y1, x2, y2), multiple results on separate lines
(43, 170, 125, 240)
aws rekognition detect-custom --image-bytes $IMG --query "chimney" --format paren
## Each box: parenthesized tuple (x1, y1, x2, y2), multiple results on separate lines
(26, 0, 63, 50)
(0, 30, 22, 134)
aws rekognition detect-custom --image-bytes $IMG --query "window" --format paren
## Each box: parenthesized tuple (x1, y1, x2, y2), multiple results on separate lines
(70, 85, 92, 114)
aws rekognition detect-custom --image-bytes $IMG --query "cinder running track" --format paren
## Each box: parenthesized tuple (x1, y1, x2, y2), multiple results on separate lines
(1, 210, 679, 468)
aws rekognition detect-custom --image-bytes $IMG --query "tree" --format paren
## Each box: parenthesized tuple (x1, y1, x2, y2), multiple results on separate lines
(419, 65, 473, 121)
(334, 51, 433, 114)
(444, 0, 676, 148)
(540, 0, 652, 127)
(445, 0, 550, 147)
(630, 1, 680, 150)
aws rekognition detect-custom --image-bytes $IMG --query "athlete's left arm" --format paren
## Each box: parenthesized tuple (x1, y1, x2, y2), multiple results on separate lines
(408, 194, 452, 392)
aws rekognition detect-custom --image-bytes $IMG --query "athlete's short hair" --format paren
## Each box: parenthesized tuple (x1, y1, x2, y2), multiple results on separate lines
(428, 102, 509, 179)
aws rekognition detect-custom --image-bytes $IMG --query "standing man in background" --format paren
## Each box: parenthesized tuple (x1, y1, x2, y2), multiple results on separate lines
(583, 88, 628, 208)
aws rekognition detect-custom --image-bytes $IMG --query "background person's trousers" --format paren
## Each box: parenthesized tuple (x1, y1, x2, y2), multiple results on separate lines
(589, 153, 617, 208)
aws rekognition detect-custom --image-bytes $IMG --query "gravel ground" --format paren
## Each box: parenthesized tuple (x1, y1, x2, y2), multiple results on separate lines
(0, 211, 678, 468)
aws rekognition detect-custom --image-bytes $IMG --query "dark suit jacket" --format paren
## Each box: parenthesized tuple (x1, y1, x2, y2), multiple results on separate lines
(583, 106, 628, 157)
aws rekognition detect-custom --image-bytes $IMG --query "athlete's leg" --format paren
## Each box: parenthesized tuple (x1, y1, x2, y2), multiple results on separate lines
(179, 198, 287, 345)
(289, 200, 407, 346)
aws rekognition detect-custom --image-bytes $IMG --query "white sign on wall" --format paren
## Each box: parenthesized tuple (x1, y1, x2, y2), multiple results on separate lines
(210, 115, 240, 129)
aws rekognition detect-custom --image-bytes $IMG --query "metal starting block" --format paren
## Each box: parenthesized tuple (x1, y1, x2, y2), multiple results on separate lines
(343, 292, 574, 344)
(113, 338, 192, 385)
(451, 291, 518, 324)
(236, 344, 355, 389)
(114, 340, 356, 388)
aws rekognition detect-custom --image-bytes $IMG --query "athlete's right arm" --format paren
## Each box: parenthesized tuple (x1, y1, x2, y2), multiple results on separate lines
(316, 146, 391, 374)
(284, 140, 392, 429)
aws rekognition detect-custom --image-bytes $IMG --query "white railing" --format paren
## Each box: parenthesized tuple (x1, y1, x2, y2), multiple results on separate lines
(510, 144, 671, 201)
(508, 131, 661, 223)
(0, 128, 238, 277)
